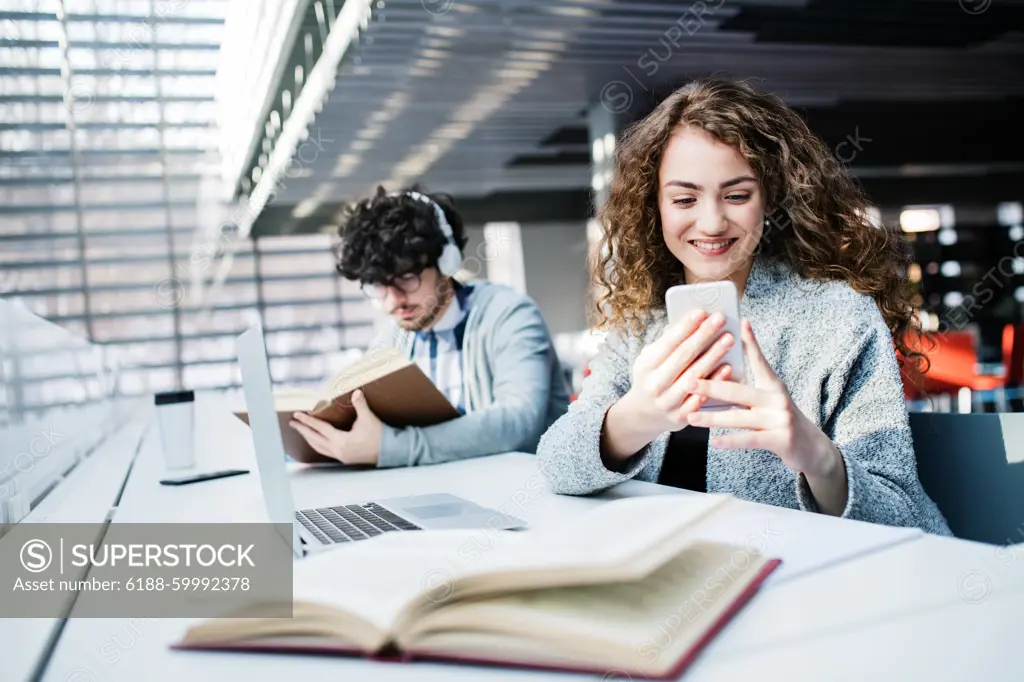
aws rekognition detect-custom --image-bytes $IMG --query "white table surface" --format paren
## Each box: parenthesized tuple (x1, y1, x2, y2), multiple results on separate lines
(38, 395, 1024, 682)
(2, 411, 149, 682)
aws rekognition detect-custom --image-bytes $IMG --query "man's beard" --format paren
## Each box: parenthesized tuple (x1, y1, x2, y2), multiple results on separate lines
(394, 281, 453, 331)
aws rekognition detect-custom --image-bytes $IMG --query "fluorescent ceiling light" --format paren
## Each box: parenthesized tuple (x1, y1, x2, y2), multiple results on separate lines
(998, 201, 1023, 226)
(496, 67, 546, 79)
(412, 58, 443, 69)
(292, 198, 320, 218)
(546, 6, 596, 16)
(506, 50, 560, 61)
(425, 26, 464, 37)
(900, 208, 940, 233)
(357, 126, 384, 139)
(517, 40, 567, 51)
(856, 206, 882, 229)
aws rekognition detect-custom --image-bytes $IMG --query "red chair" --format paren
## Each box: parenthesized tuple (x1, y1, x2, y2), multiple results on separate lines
(900, 331, 1005, 400)
(1004, 323, 1024, 387)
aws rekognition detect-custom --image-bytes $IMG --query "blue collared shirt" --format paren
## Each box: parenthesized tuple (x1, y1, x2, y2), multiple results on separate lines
(411, 283, 472, 414)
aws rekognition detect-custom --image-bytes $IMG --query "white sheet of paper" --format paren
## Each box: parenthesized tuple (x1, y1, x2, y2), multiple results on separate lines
(693, 501, 923, 586)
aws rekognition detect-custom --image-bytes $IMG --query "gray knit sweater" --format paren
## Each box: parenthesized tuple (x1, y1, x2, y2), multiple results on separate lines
(538, 254, 952, 536)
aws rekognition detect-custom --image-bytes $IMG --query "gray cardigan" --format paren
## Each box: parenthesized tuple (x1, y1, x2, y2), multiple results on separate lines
(538, 255, 952, 536)
(372, 280, 571, 468)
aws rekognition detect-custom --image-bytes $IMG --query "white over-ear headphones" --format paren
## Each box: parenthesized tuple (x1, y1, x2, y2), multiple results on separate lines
(405, 190, 462, 277)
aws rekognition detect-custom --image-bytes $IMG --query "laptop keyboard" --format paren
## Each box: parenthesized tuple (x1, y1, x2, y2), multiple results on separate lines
(295, 502, 421, 545)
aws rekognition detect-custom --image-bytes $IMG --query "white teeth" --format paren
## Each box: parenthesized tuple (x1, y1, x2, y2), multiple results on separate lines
(692, 240, 732, 251)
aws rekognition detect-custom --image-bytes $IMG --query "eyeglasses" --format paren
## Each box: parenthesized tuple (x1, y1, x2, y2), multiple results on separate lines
(360, 271, 422, 300)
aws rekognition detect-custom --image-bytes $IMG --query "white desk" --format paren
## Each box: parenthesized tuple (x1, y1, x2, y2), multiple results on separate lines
(1, 410, 149, 682)
(39, 396, 1024, 682)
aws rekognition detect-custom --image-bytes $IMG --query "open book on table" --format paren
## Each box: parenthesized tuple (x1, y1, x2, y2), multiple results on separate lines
(233, 347, 460, 463)
(174, 493, 781, 679)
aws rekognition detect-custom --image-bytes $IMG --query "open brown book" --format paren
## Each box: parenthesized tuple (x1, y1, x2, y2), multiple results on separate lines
(173, 494, 780, 679)
(234, 347, 460, 463)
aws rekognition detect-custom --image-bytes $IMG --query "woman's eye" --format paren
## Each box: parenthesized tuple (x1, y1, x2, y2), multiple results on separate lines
(672, 197, 696, 206)
(726, 193, 750, 202)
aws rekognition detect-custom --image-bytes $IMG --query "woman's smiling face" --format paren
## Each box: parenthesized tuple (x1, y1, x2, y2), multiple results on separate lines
(657, 126, 765, 290)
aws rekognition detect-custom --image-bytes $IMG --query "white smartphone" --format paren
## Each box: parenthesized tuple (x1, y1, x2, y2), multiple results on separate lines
(665, 280, 747, 411)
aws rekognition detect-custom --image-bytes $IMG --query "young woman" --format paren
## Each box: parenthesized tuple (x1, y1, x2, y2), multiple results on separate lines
(538, 77, 951, 535)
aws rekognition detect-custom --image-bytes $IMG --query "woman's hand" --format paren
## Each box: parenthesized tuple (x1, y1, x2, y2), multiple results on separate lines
(685, 319, 849, 515)
(601, 310, 735, 465)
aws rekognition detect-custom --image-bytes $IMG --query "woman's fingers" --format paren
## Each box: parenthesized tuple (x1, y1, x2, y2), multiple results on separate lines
(741, 319, 780, 386)
(647, 309, 708, 368)
(687, 406, 771, 430)
(660, 333, 734, 408)
(669, 364, 732, 424)
(688, 377, 765, 408)
(650, 313, 726, 394)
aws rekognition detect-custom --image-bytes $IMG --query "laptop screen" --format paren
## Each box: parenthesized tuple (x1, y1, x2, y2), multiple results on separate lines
(236, 324, 303, 558)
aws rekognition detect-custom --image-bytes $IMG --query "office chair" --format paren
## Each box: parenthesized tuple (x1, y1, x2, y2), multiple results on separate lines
(1003, 323, 1024, 412)
(910, 412, 1024, 545)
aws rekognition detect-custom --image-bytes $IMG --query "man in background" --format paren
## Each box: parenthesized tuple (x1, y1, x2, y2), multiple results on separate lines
(289, 185, 571, 467)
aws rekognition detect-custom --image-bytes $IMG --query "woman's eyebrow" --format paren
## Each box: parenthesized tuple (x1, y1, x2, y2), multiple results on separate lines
(662, 175, 756, 191)
(721, 175, 757, 188)
(663, 179, 701, 191)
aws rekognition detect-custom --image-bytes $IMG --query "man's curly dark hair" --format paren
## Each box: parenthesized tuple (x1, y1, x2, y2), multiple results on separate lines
(335, 184, 468, 284)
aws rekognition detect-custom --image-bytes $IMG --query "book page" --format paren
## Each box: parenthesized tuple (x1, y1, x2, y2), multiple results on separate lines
(321, 347, 409, 398)
(521, 493, 733, 565)
(270, 388, 322, 413)
(387, 495, 736, 632)
(402, 541, 769, 676)
(292, 530, 528, 629)
(433, 494, 735, 596)
(277, 494, 726, 636)
(177, 530, 513, 652)
(230, 387, 319, 415)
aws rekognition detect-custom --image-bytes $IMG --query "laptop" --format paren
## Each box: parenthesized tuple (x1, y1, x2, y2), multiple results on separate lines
(235, 323, 527, 557)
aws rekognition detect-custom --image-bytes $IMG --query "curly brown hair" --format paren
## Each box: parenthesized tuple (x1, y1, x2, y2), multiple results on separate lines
(592, 76, 927, 376)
